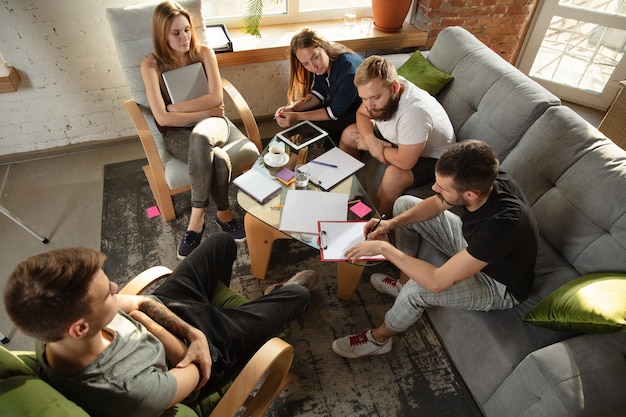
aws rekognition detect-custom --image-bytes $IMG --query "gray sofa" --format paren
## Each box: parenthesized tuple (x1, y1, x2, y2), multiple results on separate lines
(363, 26, 626, 417)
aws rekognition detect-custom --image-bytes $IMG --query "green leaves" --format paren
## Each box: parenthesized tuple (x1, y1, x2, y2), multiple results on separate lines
(243, 0, 264, 38)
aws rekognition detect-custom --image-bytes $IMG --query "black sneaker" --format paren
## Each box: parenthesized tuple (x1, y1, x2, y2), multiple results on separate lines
(214, 216, 246, 242)
(177, 225, 204, 260)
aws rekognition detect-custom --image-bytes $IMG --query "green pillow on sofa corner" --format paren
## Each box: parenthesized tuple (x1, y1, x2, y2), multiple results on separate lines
(396, 51, 454, 96)
(522, 272, 626, 333)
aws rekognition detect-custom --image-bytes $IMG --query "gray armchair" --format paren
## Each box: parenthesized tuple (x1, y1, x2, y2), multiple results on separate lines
(106, 0, 261, 221)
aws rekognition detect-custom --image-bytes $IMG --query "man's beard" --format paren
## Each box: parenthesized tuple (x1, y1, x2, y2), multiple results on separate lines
(368, 94, 400, 121)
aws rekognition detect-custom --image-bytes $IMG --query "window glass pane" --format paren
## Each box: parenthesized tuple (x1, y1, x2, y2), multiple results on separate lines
(300, 0, 370, 13)
(203, 0, 287, 20)
(530, 16, 626, 92)
(558, 0, 626, 16)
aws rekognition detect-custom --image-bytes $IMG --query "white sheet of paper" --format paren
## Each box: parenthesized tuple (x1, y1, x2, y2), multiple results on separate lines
(305, 147, 364, 191)
(318, 221, 386, 261)
(278, 190, 348, 234)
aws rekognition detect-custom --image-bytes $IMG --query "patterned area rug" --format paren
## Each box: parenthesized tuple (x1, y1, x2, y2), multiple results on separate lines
(101, 159, 483, 417)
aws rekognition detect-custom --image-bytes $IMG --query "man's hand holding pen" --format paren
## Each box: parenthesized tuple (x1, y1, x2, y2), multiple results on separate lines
(343, 216, 390, 262)
(365, 215, 388, 240)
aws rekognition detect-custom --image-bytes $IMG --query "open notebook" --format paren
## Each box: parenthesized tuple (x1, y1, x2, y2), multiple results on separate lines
(162, 62, 208, 104)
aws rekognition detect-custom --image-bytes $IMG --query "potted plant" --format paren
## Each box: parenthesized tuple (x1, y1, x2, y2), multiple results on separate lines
(371, 0, 412, 32)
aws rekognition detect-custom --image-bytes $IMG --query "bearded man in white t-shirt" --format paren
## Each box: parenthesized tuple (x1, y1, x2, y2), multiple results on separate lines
(340, 55, 455, 217)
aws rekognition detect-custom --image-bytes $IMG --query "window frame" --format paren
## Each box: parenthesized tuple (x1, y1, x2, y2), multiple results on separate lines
(203, 0, 373, 29)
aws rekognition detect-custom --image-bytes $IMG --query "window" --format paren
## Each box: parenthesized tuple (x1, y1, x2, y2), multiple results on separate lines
(202, 0, 372, 28)
(518, 0, 626, 109)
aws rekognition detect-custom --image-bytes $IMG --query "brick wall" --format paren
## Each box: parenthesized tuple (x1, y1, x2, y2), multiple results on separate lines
(414, 0, 540, 62)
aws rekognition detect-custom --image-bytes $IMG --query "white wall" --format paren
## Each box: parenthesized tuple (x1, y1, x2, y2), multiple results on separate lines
(0, 0, 289, 156)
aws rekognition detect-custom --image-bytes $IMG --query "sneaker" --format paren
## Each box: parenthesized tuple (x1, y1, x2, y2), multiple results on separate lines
(264, 270, 319, 295)
(370, 273, 402, 298)
(214, 216, 246, 242)
(332, 329, 393, 359)
(177, 225, 204, 260)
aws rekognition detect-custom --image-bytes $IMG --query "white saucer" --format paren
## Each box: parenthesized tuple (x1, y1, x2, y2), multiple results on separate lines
(264, 152, 289, 167)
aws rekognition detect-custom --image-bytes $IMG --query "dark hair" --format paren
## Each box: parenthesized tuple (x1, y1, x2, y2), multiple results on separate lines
(436, 140, 499, 194)
(4, 248, 106, 342)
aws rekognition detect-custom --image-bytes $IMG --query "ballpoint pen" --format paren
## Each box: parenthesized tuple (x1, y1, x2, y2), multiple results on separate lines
(367, 215, 385, 240)
(310, 160, 338, 168)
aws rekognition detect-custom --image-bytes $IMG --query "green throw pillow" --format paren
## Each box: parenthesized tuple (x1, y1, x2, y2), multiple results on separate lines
(522, 273, 626, 333)
(396, 51, 454, 96)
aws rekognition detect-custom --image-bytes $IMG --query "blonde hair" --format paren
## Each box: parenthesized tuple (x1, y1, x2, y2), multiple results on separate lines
(354, 55, 398, 88)
(152, 1, 203, 73)
(287, 27, 352, 102)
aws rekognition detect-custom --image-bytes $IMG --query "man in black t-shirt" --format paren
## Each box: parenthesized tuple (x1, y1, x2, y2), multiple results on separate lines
(332, 140, 539, 359)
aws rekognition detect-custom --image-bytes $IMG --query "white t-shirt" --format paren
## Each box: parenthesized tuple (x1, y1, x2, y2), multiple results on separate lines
(375, 77, 455, 159)
(36, 311, 177, 417)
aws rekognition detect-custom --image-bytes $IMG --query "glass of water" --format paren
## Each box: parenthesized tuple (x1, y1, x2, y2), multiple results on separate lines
(295, 164, 310, 188)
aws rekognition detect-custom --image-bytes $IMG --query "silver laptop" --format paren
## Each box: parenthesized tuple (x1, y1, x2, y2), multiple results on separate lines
(162, 62, 208, 104)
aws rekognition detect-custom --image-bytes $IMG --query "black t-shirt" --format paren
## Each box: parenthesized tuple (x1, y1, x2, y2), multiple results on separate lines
(461, 170, 538, 301)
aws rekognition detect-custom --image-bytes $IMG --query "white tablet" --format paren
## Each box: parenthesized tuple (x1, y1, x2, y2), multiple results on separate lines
(277, 120, 328, 150)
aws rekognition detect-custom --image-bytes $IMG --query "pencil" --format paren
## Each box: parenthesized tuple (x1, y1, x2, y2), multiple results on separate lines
(348, 199, 361, 204)
(271, 205, 283, 209)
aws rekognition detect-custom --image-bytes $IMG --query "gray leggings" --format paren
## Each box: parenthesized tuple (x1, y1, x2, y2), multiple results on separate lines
(163, 118, 232, 210)
(384, 195, 518, 332)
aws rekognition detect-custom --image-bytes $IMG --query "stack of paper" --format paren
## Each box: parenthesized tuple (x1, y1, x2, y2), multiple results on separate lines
(305, 147, 365, 191)
(278, 190, 348, 234)
(233, 169, 281, 204)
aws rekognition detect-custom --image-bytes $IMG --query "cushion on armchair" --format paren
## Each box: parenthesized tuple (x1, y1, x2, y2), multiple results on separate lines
(0, 345, 90, 417)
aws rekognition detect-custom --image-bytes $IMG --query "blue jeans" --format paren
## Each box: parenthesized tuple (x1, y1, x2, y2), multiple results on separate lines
(384, 196, 518, 333)
(153, 232, 310, 388)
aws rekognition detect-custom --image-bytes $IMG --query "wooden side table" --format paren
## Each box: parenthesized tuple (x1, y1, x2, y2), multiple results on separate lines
(599, 80, 626, 150)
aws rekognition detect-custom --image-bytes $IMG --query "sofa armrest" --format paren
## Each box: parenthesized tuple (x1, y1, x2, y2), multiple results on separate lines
(483, 333, 626, 417)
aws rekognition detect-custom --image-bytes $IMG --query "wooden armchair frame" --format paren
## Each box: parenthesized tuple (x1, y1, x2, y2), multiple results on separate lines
(119, 266, 298, 417)
(124, 78, 263, 222)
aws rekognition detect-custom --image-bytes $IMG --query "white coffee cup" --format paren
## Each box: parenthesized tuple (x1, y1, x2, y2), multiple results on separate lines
(267, 144, 285, 165)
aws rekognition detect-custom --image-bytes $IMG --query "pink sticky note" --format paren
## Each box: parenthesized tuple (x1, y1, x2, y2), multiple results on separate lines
(350, 201, 372, 218)
(147, 206, 161, 218)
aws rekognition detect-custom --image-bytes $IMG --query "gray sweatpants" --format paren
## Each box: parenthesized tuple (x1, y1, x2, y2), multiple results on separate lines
(164, 117, 232, 210)
(384, 195, 518, 333)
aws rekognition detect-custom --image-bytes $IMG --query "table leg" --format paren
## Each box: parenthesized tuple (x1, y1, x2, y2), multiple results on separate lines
(337, 262, 365, 300)
(244, 213, 290, 279)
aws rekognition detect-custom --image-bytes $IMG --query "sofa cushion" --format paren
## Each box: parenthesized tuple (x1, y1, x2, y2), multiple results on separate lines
(426, 27, 560, 161)
(501, 106, 626, 276)
(522, 273, 626, 333)
(483, 333, 626, 417)
(397, 51, 453, 96)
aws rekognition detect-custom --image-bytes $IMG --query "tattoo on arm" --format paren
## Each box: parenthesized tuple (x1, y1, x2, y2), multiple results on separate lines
(138, 300, 190, 343)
